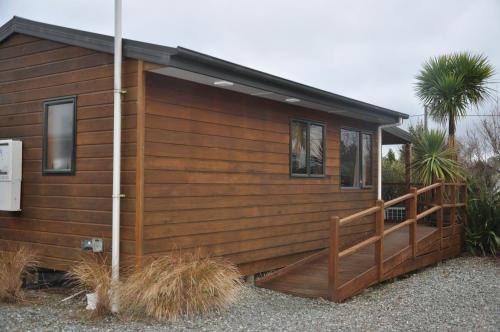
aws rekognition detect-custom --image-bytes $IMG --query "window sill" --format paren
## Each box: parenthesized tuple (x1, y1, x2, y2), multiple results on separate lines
(341, 186, 374, 191)
(291, 174, 326, 179)
(42, 170, 75, 176)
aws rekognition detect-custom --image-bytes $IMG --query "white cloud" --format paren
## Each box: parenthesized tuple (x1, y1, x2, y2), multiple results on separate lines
(1, 0, 498, 134)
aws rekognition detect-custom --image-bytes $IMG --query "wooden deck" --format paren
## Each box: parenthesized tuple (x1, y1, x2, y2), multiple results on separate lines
(256, 182, 466, 302)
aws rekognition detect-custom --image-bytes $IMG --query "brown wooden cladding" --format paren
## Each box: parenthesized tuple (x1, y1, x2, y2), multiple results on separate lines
(142, 73, 379, 274)
(1, 32, 381, 274)
(0, 34, 139, 269)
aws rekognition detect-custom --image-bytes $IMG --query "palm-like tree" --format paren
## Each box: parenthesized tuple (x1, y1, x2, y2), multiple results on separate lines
(411, 128, 463, 185)
(415, 52, 494, 149)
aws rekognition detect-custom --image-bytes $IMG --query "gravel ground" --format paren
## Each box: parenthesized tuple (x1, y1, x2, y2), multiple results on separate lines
(1, 256, 499, 332)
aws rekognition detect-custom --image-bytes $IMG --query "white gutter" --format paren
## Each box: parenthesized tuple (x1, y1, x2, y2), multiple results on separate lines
(111, 0, 122, 313)
(377, 117, 403, 200)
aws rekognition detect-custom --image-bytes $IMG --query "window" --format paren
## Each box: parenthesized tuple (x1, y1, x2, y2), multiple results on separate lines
(361, 133, 372, 186)
(290, 119, 325, 177)
(340, 128, 372, 188)
(43, 97, 76, 175)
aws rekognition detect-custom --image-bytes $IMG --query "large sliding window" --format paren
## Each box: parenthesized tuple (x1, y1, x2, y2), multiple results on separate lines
(43, 97, 76, 175)
(290, 119, 325, 177)
(340, 128, 372, 188)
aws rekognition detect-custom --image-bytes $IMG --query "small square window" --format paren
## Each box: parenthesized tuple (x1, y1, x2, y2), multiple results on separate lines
(290, 119, 325, 177)
(42, 97, 76, 175)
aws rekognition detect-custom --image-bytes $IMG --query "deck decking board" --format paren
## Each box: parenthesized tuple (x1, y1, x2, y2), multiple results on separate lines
(256, 223, 460, 301)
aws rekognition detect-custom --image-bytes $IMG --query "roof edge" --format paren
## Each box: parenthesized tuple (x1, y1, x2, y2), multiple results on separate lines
(173, 47, 408, 120)
(0, 16, 409, 122)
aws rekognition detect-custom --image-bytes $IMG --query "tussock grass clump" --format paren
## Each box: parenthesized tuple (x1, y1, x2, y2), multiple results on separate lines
(0, 247, 38, 303)
(66, 254, 112, 317)
(120, 252, 242, 320)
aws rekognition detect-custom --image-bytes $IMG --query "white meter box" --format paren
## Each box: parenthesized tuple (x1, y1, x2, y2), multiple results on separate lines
(0, 140, 22, 211)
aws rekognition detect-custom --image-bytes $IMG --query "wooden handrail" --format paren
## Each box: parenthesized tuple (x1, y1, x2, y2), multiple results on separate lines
(327, 180, 468, 302)
(385, 193, 413, 208)
(383, 218, 415, 236)
(339, 206, 380, 226)
(339, 235, 381, 259)
(416, 205, 441, 220)
(416, 182, 442, 195)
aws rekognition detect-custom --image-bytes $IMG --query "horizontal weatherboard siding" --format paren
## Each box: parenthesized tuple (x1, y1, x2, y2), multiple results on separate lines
(0, 33, 139, 270)
(142, 73, 378, 274)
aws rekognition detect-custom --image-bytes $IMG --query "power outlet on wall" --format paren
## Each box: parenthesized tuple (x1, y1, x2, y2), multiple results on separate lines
(91, 238, 103, 252)
(81, 238, 103, 252)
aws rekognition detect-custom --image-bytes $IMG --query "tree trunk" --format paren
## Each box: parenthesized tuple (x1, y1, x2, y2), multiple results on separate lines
(448, 112, 457, 160)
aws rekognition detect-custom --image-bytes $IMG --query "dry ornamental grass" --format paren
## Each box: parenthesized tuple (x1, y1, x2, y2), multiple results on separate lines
(119, 252, 242, 320)
(0, 247, 38, 303)
(66, 254, 112, 317)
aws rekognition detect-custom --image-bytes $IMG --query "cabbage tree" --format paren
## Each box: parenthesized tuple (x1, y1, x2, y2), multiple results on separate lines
(415, 52, 494, 149)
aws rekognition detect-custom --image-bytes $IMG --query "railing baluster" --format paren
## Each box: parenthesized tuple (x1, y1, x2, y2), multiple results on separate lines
(328, 216, 340, 301)
(375, 200, 384, 281)
(409, 187, 418, 258)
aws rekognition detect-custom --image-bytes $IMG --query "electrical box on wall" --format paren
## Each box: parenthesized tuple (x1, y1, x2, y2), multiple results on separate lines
(0, 140, 22, 211)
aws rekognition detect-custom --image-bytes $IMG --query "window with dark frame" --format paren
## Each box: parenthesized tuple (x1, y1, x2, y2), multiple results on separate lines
(340, 128, 372, 188)
(290, 119, 325, 177)
(42, 97, 76, 175)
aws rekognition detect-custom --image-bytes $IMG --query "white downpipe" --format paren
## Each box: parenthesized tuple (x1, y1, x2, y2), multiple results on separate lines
(377, 118, 402, 200)
(111, 0, 122, 313)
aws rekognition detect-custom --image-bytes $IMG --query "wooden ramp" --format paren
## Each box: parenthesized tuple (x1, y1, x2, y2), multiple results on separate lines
(256, 182, 466, 302)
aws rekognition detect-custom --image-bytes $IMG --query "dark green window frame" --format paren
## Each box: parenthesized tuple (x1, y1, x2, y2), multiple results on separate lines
(42, 96, 77, 175)
(289, 118, 326, 178)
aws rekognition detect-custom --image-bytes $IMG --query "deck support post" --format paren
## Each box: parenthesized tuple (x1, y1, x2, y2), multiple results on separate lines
(409, 187, 418, 258)
(436, 179, 444, 256)
(328, 216, 340, 302)
(375, 200, 384, 281)
(450, 184, 457, 235)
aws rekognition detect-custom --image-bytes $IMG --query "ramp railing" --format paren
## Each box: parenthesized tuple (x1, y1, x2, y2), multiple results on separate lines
(328, 180, 467, 302)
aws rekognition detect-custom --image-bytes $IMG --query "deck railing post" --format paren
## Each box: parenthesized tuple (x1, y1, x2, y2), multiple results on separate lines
(436, 179, 444, 256)
(328, 216, 340, 301)
(450, 184, 457, 235)
(375, 200, 384, 281)
(409, 187, 418, 258)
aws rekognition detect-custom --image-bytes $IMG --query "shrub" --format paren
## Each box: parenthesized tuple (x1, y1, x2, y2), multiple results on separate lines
(411, 128, 463, 185)
(0, 247, 38, 303)
(66, 254, 112, 317)
(119, 252, 242, 320)
(465, 183, 500, 256)
(382, 157, 406, 201)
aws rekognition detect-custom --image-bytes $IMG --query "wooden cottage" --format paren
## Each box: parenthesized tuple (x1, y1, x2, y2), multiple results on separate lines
(0, 17, 465, 301)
